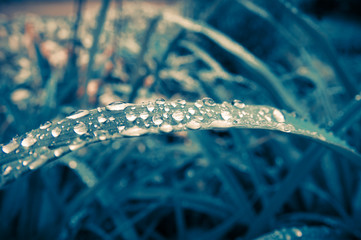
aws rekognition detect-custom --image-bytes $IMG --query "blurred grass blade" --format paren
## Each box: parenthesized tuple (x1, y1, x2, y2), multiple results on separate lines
(162, 13, 305, 115)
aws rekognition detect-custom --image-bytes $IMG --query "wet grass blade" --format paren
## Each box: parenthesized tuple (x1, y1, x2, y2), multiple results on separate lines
(1, 99, 361, 187)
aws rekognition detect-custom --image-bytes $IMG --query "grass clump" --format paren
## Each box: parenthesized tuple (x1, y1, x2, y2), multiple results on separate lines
(0, 0, 361, 239)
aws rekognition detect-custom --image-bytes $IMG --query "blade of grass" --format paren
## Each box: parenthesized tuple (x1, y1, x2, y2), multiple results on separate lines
(162, 13, 305, 115)
(82, 0, 111, 106)
(1, 99, 361, 187)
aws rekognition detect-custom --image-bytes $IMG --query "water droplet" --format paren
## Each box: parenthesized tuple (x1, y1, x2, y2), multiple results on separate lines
(273, 109, 285, 123)
(109, 116, 115, 121)
(147, 102, 155, 112)
(106, 101, 130, 111)
(94, 130, 108, 141)
(232, 100, 245, 109)
(54, 148, 65, 157)
(51, 127, 61, 138)
(160, 124, 173, 133)
(221, 110, 232, 121)
(152, 114, 163, 125)
(209, 120, 232, 128)
(69, 142, 85, 151)
(21, 135, 37, 147)
(98, 115, 107, 123)
(202, 97, 216, 106)
(29, 156, 47, 170)
(3, 166, 12, 175)
(122, 126, 148, 137)
(118, 126, 125, 132)
(2, 140, 19, 154)
(172, 110, 184, 122)
(355, 94, 361, 101)
(140, 111, 149, 120)
(74, 122, 88, 135)
(40, 121, 52, 129)
(66, 109, 90, 119)
(126, 111, 137, 122)
(194, 100, 203, 108)
(177, 99, 186, 105)
(155, 98, 166, 105)
(188, 107, 196, 115)
(186, 120, 201, 130)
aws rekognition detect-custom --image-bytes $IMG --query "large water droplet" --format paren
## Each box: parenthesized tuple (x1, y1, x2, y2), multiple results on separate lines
(202, 97, 216, 106)
(232, 99, 245, 109)
(40, 121, 52, 130)
(172, 110, 184, 122)
(186, 120, 201, 130)
(21, 135, 37, 147)
(152, 114, 163, 125)
(147, 102, 155, 112)
(221, 110, 232, 121)
(122, 126, 148, 137)
(98, 115, 107, 123)
(66, 109, 90, 119)
(160, 123, 173, 133)
(126, 111, 137, 122)
(155, 98, 166, 105)
(74, 122, 88, 135)
(51, 127, 61, 138)
(273, 109, 285, 123)
(2, 140, 19, 154)
(106, 101, 130, 111)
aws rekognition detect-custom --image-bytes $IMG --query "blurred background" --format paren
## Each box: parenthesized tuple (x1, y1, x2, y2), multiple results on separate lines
(0, 0, 361, 239)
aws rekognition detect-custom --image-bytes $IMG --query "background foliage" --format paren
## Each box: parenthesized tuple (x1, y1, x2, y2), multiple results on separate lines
(0, 0, 361, 239)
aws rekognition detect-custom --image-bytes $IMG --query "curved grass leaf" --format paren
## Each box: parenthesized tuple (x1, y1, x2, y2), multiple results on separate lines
(1, 98, 360, 187)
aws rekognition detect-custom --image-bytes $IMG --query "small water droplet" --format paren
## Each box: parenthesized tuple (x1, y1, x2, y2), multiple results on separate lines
(194, 100, 203, 108)
(202, 97, 216, 106)
(122, 126, 148, 137)
(152, 114, 163, 125)
(109, 116, 115, 121)
(172, 110, 184, 122)
(106, 101, 131, 111)
(2, 140, 19, 154)
(140, 111, 149, 120)
(355, 94, 361, 101)
(221, 110, 232, 121)
(273, 109, 285, 123)
(186, 120, 201, 130)
(188, 107, 196, 115)
(160, 123, 173, 133)
(66, 109, 90, 119)
(51, 127, 61, 138)
(40, 121, 52, 129)
(176, 99, 186, 105)
(232, 99, 245, 109)
(54, 148, 65, 157)
(98, 115, 107, 123)
(74, 122, 88, 135)
(155, 98, 166, 105)
(118, 126, 125, 132)
(94, 130, 108, 141)
(21, 135, 37, 147)
(29, 156, 47, 170)
(3, 166, 12, 175)
(126, 111, 137, 122)
(147, 102, 155, 112)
